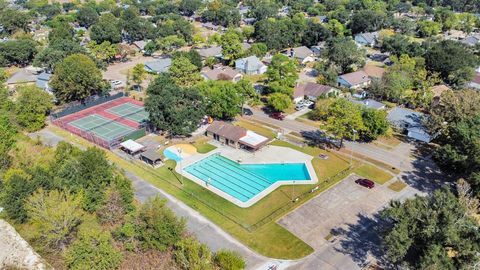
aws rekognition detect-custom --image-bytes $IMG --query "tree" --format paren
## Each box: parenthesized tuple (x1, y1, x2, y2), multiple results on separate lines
(324, 36, 365, 73)
(380, 34, 424, 57)
(360, 108, 389, 141)
(15, 85, 52, 132)
(0, 8, 30, 35)
(174, 237, 213, 270)
(0, 172, 33, 223)
(48, 21, 75, 43)
(168, 56, 203, 88)
(417, 20, 442, 37)
(424, 40, 478, 87)
(247, 43, 268, 58)
(50, 54, 107, 103)
(76, 6, 99, 28)
(90, 13, 122, 44)
(214, 250, 245, 270)
(179, 0, 202, 16)
(143, 41, 158, 56)
(349, 10, 387, 34)
(220, 30, 243, 65)
(135, 196, 186, 251)
(66, 224, 122, 270)
(381, 189, 480, 269)
(34, 39, 88, 71)
(325, 99, 365, 146)
(250, 0, 279, 21)
(131, 63, 146, 88)
(25, 189, 84, 251)
(87, 41, 117, 63)
(0, 38, 38, 67)
(266, 54, 298, 95)
(157, 35, 186, 53)
(267, 93, 291, 112)
(197, 80, 242, 119)
(0, 112, 17, 170)
(145, 74, 205, 136)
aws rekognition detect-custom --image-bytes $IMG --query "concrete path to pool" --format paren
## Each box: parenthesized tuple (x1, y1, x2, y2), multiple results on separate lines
(174, 142, 319, 208)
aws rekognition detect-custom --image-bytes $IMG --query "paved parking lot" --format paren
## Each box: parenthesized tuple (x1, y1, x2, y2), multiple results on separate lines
(278, 174, 398, 250)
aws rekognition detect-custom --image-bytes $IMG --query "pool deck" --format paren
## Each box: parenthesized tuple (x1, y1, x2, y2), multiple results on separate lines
(174, 140, 318, 208)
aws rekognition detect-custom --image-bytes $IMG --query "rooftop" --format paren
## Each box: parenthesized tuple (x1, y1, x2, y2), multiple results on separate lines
(201, 65, 242, 81)
(294, 82, 334, 99)
(339, 70, 370, 86)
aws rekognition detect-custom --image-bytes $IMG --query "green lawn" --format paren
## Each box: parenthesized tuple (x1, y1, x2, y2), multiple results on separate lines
(353, 164, 394, 184)
(47, 126, 385, 259)
(192, 137, 216, 154)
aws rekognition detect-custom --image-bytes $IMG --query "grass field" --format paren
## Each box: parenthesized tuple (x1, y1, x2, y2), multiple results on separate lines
(46, 125, 391, 259)
(388, 180, 407, 192)
(353, 164, 394, 184)
(192, 137, 216, 154)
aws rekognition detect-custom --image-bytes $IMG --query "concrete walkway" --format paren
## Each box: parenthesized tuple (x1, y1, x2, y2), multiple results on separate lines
(285, 108, 311, 120)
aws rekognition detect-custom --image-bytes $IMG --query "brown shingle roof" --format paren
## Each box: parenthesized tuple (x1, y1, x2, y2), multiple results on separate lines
(339, 70, 370, 86)
(294, 82, 334, 99)
(363, 65, 385, 79)
(207, 121, 246, 141)
(201, 66, 242, 81)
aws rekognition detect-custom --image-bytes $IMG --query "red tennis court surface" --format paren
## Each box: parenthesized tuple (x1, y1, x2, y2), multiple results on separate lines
(52, 97, 149, 149)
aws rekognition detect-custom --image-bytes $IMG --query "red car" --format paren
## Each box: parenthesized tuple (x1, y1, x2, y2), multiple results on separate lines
(270, 112, 285, 120)
(355, 178, 375, 189)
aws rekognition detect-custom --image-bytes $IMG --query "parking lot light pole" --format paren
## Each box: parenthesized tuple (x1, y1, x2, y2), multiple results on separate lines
(350, 128, 357, 165)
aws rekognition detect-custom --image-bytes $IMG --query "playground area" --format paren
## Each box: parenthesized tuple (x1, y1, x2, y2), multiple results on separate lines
(52, 97, 149, 149)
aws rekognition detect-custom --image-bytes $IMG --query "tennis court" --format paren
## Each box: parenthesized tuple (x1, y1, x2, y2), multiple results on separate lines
(106, 103, 149, 123)
(69, 114, 135, 141)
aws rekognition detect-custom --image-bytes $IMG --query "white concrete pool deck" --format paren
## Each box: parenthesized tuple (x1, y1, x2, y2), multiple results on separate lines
(174, 140, 318, 208)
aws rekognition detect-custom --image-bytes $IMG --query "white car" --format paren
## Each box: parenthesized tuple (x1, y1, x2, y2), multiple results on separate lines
(111, 80, 122, 86)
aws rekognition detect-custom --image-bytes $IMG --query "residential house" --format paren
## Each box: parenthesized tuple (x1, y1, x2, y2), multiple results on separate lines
(201, 65, 243, 82)
(144, 58, 172, 74)
(311, 45, 322, 56)
(314, 15, 328, 23)
(337, 70, 371, 89)
(387, 107, 432, 143)
(461, 35, 480, 46)
(132, 40, 147, 52)
(363, 65, 385, 80)
(36, 72, 52, 93)
(350, 99, 385, 110)
(354, 32, 379, 47)
(468, 73, 480, 90)
(202, 22, 221, 31)
(235, 55, 267, 75)
(206, 121, 269, 151)
(293, 82, 339, 103)
(197, 46, 222, 59)
(6, 66, 43, 89)
(291, 46, 315, 64)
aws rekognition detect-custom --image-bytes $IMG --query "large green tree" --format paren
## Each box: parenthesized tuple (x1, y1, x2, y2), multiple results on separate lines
(381, 188, 480, 269)
(325, 36, 365, 73)
(0, 38, 38, 67)
(197, 80, 242, 119)
(325, 99, 365, 145)
(145, 74, 205, 136)
(168, 56, 203, 88)
(76, 6, 99, 28)
(15, 85, 52, 132)
(220, 30, 243, 65)
(266, 54, 298, 96)
(90, 13, 122, 44)
(50, 54, 107, 103)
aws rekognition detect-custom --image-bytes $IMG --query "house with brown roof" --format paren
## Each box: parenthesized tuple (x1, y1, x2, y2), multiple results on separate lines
(206, 121, 269, 151)
(363, 65, 385, 79)
(468, 73, 480, 90)
(337, 70, 371, 89)
(293, 82, 339, 103)
(201, 65, 243, 82)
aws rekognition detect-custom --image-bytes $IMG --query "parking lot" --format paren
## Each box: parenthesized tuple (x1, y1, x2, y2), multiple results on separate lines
(278, 174, 401, 250)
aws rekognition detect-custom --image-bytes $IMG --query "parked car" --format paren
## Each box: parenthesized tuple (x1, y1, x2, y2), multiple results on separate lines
(270, 112, 285, 120)
(355, 178, 375, 189)
(111, 80, 122, 85)
(295, 103, 306, 111)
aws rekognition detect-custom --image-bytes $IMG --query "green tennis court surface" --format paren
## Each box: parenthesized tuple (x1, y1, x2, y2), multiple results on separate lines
(106, 103, 149, 123)
(69, 114, 135, 141)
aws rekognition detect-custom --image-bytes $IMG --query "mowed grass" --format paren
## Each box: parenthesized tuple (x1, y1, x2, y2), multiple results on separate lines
(353, 164, 393, 184)
(192, 137, 216, 154)
(235, 119, 277, 139)
(388, 180, 407, 192)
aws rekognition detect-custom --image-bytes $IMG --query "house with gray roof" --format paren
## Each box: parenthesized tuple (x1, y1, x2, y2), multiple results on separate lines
(354, 31, 379, 47)
(387, 107, 432, 143)
(461, 35, 480, 46)
(144, 58, 172, 74)
(196, 46, 222, 59)
(291, 46, 315, 64)
(350, 98, 385, 110)
(36, 72, 52, 93)
(293, 82, 339, 103)
(235, 56, 267, 75)
(337, 70, 371, 89)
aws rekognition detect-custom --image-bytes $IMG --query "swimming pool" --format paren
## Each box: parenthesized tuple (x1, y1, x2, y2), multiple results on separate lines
(163, 148, 183, 161)
(185, 154, 311, 202)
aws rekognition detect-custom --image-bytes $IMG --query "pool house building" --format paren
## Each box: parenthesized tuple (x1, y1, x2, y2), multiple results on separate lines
(206, 121, 269, 151)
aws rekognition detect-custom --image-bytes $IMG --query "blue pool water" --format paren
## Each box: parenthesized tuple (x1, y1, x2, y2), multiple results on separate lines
(163, 148, 183, 161)
(185, 154, 310, 202)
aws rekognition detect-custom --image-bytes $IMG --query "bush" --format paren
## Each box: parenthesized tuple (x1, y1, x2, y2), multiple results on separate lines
(174, 237, 213, 270)
(214, 250, 246, 270)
